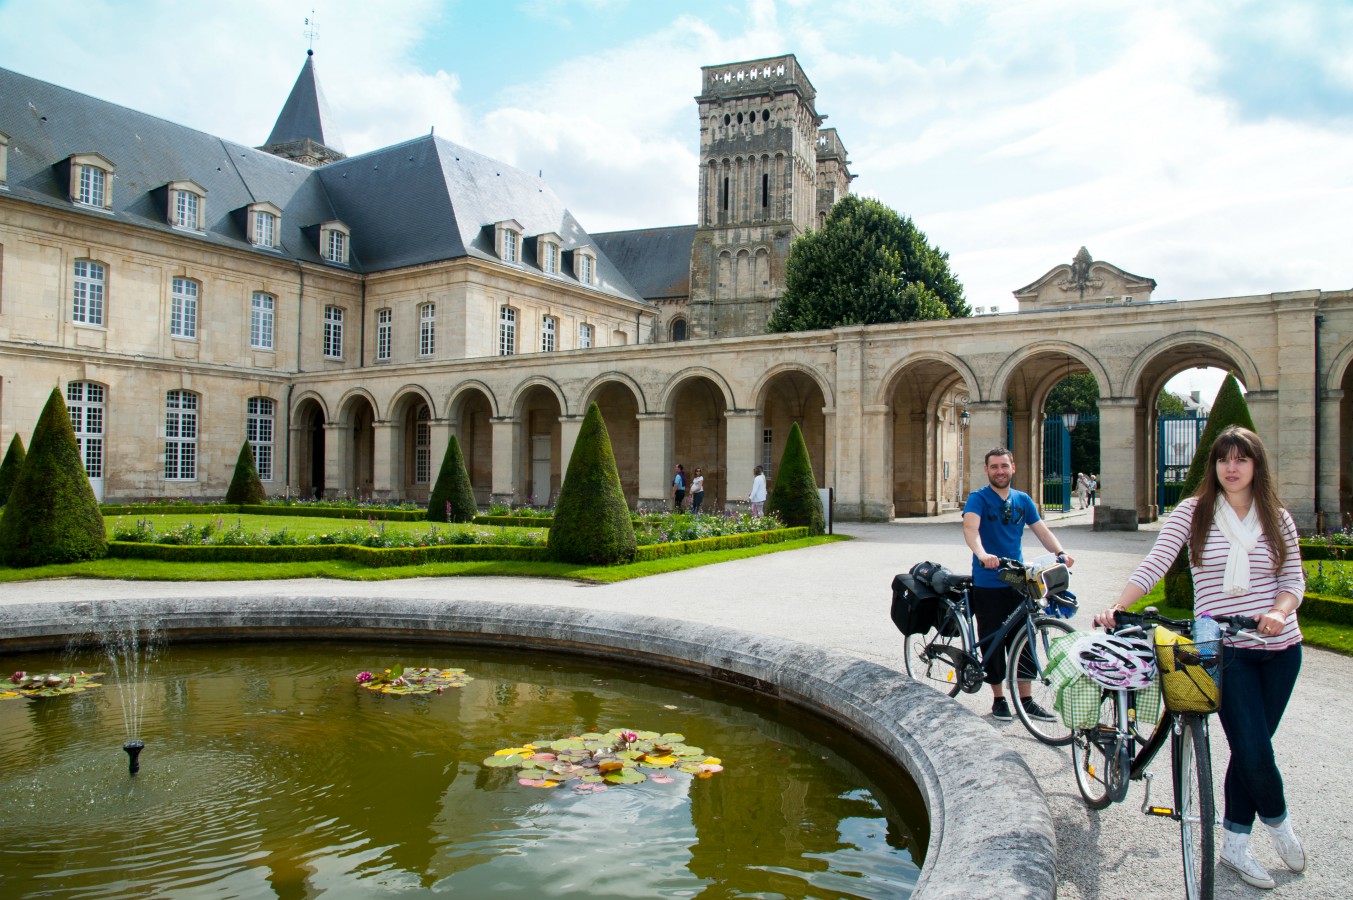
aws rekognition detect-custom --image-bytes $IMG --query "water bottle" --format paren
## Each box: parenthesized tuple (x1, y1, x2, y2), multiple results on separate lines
(1193, 615, 1221, 665)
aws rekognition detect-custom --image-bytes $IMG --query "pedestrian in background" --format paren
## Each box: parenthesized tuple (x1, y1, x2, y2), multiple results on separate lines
(749, 465, 767, 516)
(690, 467, 705, 513)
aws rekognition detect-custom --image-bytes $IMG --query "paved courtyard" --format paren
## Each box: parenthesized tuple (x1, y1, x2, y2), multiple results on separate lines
(0, 508, 1344, 898)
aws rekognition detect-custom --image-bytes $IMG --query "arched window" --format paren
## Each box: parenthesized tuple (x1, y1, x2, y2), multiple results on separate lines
(672, 318, 688, 341)
(164, 390, 199, 480)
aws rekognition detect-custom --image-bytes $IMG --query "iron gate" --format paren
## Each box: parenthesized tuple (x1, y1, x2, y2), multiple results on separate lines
(1042, 414, 1099, 512)
(1158, 416, 1207, 511)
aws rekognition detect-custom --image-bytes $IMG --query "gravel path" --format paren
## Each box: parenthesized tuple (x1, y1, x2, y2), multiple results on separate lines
(0, 508, 1343, 898)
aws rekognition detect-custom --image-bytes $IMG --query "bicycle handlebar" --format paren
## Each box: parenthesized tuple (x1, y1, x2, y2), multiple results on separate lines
(1110, 609, 1260, 638)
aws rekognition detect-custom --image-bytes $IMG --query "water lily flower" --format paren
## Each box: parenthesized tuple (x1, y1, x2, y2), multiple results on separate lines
(355, 671, 374, 684)
(10, 671, 24, 684)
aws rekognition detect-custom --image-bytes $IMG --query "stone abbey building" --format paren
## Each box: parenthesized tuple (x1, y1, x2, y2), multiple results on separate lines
(1, 53, 1349, 528)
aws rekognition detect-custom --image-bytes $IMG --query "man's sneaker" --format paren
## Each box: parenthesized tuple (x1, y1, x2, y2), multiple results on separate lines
(1265, 816, 1306, 872)
(991, 697, 1012, 721)
(1221, 830, 1276, 890)
(1020, 697, 1056, 722)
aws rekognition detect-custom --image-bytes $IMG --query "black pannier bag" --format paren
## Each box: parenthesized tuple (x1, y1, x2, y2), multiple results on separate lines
(890, 561, 962, 637)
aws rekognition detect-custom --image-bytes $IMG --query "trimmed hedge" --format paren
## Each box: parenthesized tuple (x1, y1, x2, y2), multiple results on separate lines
(1301, 591, 1353, 627)
(428, 434, 478, 523)
(549, 402, 635, 564)
(766, 422, 825, 534)
(1297, 541, 1353, 562)
(474, 515, 554, 528)
(107, 541, 550, 565)
(633, 527, 809, 561)
(225, 442, 266, 504)
(100, 504, 429, 521)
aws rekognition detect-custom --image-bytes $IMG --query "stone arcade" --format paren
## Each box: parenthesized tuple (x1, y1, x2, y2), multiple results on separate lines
(0, 53, 1349, 529)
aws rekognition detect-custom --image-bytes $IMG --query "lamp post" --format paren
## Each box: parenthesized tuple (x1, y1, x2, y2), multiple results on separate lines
(958, 403, 971, 502)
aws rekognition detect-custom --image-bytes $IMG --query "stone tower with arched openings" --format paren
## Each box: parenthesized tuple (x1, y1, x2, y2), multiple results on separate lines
(687, 55, 851, 339)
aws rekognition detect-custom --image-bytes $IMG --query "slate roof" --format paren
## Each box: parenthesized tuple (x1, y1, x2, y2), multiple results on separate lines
(265, 51, 342, 151)
(0, 65, 341, 268)
(591, 225, 695, 301)
(0, 63, 651, 306)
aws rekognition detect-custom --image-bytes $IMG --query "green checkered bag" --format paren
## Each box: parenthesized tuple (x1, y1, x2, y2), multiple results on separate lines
(1046, 632, 1163, 730)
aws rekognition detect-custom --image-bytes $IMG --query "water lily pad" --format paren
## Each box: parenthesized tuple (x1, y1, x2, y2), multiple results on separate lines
(484, 753, 526, 767)
(650, 774, 675, 784)
(603, 768, 647, 785)
(2, 672, 104, 700)
(358, 665, 474, 696)
(639, 754, 678, 768)
(550, 738, 586, 752)
(660, 733, 685, 742)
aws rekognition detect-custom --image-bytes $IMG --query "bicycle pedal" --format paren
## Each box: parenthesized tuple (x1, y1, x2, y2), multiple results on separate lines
(1144, 805, 1176, 818)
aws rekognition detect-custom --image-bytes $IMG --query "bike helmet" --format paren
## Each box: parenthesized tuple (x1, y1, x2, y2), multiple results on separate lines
(1070, 632, 1157, 690)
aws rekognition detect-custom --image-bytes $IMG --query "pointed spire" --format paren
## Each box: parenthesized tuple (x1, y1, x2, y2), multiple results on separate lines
(260, 51, 345, 167)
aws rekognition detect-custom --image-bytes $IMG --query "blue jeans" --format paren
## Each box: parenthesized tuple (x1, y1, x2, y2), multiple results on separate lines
(1217, 643, 1302, 834)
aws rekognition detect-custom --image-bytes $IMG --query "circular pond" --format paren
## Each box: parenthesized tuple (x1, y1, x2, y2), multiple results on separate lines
(1, 640, 925, 898)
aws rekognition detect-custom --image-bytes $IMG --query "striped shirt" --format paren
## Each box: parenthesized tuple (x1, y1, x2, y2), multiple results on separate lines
(1127, 497, 1305, 649)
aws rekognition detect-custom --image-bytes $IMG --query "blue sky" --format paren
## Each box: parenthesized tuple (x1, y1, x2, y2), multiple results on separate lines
(0, 0, 1349, 386)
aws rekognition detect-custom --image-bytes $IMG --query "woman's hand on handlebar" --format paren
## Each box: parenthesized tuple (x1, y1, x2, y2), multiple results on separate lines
(1093, 607, 1122, 630)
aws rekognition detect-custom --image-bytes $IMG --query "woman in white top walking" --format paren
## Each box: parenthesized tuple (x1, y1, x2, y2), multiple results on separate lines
(749, 466, 767, 516)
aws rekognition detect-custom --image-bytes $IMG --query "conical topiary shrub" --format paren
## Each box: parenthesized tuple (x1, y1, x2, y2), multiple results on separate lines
(428, 433, 478, 522)
(225, 440, 267, 504)
(1164, 374, 1257, 608)
(766, 422, 825, 534)
(0, 388, 107, 567)
(0, 434, 26, 506)
(548, 402, 635, 564)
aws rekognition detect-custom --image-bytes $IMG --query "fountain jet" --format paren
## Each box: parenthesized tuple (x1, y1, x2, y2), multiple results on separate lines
(123, 740, 144, 775)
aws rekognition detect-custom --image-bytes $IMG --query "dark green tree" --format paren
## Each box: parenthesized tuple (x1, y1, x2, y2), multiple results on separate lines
(548, 403, 635, 564)
(428, 434, 478, 523)
(1164, 374, 1257, 608)
(0, 388, 107, 567)
(766, 422, 825, 534)
(225, 441, 267, 504)
(1044, 373, 1100, 479)
(0, 434, 26, 505)
(767, 195, 968, 332)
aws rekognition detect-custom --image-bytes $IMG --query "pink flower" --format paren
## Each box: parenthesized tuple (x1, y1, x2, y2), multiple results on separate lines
(355, 671, 374, 684)
(10, 671, 24, 684)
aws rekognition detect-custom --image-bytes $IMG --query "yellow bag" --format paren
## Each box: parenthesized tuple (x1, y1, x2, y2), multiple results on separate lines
(1153, 626, 1222, 714)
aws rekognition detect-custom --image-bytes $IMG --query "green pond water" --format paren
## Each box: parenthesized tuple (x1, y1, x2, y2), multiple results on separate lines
(0, 641, 926, 899)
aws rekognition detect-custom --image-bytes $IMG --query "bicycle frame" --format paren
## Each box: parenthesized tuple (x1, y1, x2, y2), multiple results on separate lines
(945, 586, 1047, 689)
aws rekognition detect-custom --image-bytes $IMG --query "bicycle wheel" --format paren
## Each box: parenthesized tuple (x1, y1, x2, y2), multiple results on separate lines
(1176, 716, 1215, 900)
(1007, 616, 1075, 746)
(902, 606, 971, 698)
(1071, 691, 1119, 809)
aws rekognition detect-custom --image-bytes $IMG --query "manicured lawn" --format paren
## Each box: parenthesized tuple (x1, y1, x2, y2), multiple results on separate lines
(0, 534, 848, 583)
(102, 513, 543, 540)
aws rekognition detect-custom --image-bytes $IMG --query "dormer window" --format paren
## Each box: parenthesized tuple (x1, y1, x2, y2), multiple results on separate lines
(247, 202, 282, 249)
(167, 181, 207, 232)
(0, 130, 9, 188)
(495, 220, 523, 265)
(536, 232, 562, 275)
(320, 221, 350, 265)
(574, 247, 597, 286)
(67, 152, 116, 210)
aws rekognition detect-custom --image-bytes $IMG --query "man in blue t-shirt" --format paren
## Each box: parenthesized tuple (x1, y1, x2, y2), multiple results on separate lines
(962, 447, 1075, 722)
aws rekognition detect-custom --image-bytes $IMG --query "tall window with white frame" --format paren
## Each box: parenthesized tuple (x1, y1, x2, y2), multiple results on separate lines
(541, 315, 556, 352)
(376, 308, 392, 361)
(579, 323, 592, 349)
(503, 229, 518, 264)
(72, 260, 105, 326)
(170, 277, 198, 339)
(247, 397, 275, 481)
(580, 254, 594, 285)
(251, 292, 274, 350)
(326, 229, 346, 264)
(175, 190, 199, 230)
(419, 303, 436, 357)
(414, 407, 431, 484)
(499, 306, 516, 356)
(324, 305, 344, 358)
(78, 166, 105, 207)
(544, 241, 558, 274)
(253, 210, 275, 248)
(164, 390, 198, 481)
(762, 428, 774, 481)
(66, 382, 105, 484)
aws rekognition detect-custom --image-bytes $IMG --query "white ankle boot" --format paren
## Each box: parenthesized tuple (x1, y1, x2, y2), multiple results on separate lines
(1221, 829, 1276, 889)
(1265, 816, 1306, 872)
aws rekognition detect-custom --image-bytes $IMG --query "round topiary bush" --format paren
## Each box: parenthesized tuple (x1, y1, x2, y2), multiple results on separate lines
(428, 434, 478, 523)
(225, 440, 267, 505)
(0, 434, 26, 506)
(548, 402, 635, 564)
(766, 422, 825, 534)
(1164, 374, 1257, 608)
(0, 388, 108, 567)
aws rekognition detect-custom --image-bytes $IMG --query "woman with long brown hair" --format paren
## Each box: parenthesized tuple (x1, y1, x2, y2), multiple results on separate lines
(1097, 426, 1306, 890)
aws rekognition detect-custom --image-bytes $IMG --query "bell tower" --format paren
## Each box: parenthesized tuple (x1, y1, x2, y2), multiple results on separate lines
(687, 55, 823, 339)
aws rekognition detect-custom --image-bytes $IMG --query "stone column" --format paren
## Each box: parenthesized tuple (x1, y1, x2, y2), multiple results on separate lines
(636, 413, 673, 512)
(1271, 291, 1320, 529)
(490, 416, 517, 507)
(372, 421, 399, 500)
(1093, 398, 1140, 531)
(1319, 388, 1343, 531)
(322, 421, 348, 500)
(966, 401, 1007, 500)
(725, 409, 759, 513)
(558, 415, 584, 487)
(859, 405, 893, 520)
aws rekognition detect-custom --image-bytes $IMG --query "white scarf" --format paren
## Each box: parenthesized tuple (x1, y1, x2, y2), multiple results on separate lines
(1213, 497, 1261, 595)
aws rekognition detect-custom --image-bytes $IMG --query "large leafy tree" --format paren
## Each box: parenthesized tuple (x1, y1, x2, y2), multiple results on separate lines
(767, 195, 968, 332)
(1044, 374, 1100, 478)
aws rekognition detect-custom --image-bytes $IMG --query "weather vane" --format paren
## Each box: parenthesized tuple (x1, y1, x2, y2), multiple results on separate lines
(304, 10, 320, 52)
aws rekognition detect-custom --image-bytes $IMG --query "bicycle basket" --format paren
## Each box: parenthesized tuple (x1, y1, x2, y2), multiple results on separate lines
(1153, 626, 1222, 714)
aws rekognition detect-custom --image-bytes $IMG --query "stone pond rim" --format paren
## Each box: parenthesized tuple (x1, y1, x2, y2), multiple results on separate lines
(0, 596, 1056, 900)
